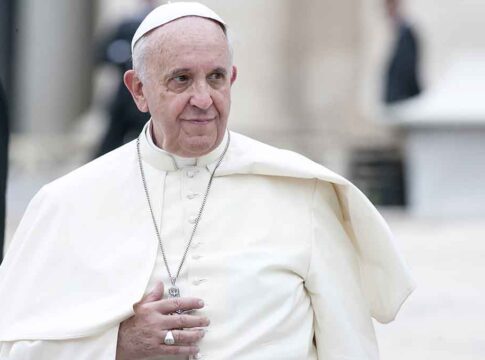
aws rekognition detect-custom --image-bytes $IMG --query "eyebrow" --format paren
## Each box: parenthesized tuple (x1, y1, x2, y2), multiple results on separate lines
(164, 68, 191, 82)
(164, 67, 228, 82)
(211, 67, 228, 76)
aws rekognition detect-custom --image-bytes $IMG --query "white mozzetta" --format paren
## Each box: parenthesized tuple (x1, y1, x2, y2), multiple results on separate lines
(0, 123, 414, 359)
(0, 326, 118, 359)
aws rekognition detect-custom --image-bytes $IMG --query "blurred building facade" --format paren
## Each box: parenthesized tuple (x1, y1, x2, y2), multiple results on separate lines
(4, 0, 485, 196)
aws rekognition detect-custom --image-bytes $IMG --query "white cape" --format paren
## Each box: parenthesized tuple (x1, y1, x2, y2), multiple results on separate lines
(0, 131, 414, 341)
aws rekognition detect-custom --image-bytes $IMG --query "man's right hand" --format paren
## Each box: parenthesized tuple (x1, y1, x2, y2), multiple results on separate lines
(116, 282, 209, 360)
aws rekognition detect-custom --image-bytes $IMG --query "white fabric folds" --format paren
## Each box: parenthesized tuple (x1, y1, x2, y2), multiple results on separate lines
(0, 130, 414, 341)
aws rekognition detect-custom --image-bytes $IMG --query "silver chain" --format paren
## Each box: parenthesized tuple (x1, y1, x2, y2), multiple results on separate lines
(136, 133, 230, 290)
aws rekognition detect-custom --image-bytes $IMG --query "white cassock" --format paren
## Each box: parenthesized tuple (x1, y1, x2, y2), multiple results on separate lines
(0, 122, 415, 359)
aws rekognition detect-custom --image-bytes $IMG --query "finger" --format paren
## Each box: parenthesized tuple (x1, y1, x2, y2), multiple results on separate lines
(163, 314, 210, 330)
(140, 282, 165, 304)
(153, 297, 205, 315)
(157, 344, 200, 356)
(162, 329, 205, 345)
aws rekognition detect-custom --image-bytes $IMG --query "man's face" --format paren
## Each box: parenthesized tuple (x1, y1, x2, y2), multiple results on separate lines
(385, 0, 399, 20)
(126, 17, 236, 157)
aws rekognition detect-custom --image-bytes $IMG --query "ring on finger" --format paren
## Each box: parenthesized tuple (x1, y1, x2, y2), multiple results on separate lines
(164, 330, 175, 345)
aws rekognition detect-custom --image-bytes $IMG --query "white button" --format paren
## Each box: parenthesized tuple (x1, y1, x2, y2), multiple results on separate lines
(188, 215, 197, 224)
(187, 192, 198, 200)
(192, 254, 202, 260)
(192, 242, 202, 249)
(186, 169, 198, 178)
(192, 279, 207, 286)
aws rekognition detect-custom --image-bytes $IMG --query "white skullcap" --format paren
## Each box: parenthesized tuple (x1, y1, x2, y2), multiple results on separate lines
(131, 2, 226, 52)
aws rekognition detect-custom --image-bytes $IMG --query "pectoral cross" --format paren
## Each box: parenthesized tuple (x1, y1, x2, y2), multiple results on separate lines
(169, 286, 184, 314)
(168, 286, 180, 298)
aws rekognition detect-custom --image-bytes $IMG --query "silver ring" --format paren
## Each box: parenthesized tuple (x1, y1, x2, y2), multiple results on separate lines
(164, 330, 175, 345)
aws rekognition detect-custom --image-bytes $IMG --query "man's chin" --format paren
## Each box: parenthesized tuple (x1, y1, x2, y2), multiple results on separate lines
(180, 135, 218, 157)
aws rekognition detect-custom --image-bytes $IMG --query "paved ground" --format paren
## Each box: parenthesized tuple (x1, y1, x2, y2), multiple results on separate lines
(376, 211, 485, 360)
(4, 148, 485, 359)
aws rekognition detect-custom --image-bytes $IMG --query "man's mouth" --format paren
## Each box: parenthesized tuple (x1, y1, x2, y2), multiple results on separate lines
(183, 118, 214, 124)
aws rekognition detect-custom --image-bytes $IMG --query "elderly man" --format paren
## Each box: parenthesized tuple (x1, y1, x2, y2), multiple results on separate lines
(0, 2, 414, 359)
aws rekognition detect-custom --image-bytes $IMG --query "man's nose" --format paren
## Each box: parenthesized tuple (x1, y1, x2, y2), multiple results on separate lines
(189, 82, 213, 110)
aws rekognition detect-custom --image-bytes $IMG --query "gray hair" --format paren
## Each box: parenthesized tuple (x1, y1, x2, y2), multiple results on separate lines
(132, 21, 234, 83)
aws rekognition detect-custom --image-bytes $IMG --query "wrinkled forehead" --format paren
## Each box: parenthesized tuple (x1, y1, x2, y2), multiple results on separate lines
(131, 1, 226, 52)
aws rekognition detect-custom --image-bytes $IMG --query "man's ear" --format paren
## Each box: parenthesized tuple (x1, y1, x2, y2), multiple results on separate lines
(124, 70, 149, 112)
(230, 65, 238, 85)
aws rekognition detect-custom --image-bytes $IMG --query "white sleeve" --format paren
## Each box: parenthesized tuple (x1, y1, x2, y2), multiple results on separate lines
(0, 325, 119, 360)
(306, 181, 379, 359)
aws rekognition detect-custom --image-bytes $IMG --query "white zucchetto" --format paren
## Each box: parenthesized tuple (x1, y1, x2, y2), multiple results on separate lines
(131, 1, 226, 52)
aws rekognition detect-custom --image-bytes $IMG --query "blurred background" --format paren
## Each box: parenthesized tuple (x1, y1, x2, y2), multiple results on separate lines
(1, 0, 484, 358)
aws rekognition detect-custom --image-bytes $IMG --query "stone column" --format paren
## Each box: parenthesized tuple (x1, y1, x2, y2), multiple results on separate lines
(282, 0, 362, 168)
(14, 0, 94, 133)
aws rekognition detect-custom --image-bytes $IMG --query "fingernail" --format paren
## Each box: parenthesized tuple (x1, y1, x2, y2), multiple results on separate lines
(198, 300, 204, 307)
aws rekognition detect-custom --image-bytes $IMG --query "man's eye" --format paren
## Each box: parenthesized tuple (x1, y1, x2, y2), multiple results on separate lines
(208, 72, 224, 81)
(173, 75, 189, 83)
(167, 75, 191, 92)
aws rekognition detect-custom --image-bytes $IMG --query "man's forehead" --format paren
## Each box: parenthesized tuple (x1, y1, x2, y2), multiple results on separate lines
(144, 17, 231, 74)
(131, 1, 226, 53)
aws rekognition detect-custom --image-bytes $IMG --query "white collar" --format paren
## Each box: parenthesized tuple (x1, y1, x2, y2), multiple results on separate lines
(139, 120, 229, 172)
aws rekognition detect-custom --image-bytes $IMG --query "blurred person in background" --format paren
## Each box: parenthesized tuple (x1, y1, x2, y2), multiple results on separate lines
(383, 0, 422, 104)
(0, 2, 414, 359)
(0, 80, 8, 263)
(94, 0, 158, 158)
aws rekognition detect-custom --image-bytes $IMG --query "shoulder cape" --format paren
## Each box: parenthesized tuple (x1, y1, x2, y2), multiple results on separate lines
(0, 131, 414, 341)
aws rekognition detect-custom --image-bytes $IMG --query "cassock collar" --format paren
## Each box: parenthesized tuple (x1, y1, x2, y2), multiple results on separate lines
(139, 120, 229, 172)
